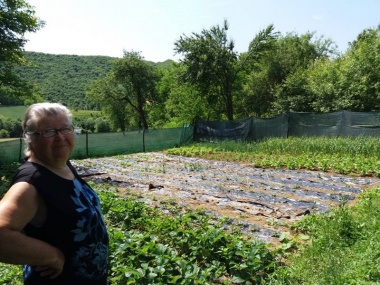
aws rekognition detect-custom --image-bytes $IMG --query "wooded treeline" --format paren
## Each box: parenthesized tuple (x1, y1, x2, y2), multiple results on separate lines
(4, 21, 380, 132)
(4, 52, 173, 109)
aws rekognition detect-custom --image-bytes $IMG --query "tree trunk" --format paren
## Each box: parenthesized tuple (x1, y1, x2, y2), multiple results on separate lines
(226, 91, 233, 120)
(225, 79, 234, 120)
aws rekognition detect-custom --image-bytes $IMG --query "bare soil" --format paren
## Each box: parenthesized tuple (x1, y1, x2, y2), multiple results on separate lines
(72, 152, 380, 245)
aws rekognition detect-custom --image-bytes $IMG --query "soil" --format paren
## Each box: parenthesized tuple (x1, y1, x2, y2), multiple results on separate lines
(72, 152, 380, 245)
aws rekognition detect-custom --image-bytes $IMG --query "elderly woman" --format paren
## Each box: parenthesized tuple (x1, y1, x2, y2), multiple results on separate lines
(0, 103, 109, 285)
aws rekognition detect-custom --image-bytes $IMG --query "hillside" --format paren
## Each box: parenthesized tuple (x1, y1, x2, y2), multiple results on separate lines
(15, 52, 174, 110)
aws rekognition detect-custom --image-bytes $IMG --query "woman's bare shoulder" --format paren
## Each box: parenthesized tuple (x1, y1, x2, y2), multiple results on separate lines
(0, 182, 40, 230)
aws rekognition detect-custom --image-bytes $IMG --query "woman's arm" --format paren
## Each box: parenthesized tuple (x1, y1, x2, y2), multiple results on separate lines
(0, 182, 65, 279)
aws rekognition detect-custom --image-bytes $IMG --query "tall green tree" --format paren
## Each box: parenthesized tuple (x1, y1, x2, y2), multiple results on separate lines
(112, 51, 158, 130)
(297, 26, 380, 113)
(305, 57, 343, 112)
(157, 62, 210, 127)
(0, 0, 43, 103)
(87, 51, 158, 130)
(86, 74, 132, 132)
(336, 25, 380, 111)
(242, 32, 336, 115)
(174, 20, 276, 120)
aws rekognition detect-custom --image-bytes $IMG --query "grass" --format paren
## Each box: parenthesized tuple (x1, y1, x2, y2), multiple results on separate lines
(0, 106, 26, 120)
(265, 189, 380, 284)
(0, 105, 101, 120)
(71, 109, 102, 119)
(2, 137, 380, 284)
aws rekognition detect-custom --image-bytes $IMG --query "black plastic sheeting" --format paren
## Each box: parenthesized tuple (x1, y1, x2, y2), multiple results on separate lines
(72, 153, 380, 244)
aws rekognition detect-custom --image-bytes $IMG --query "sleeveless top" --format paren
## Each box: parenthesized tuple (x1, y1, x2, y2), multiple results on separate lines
(10, 161, 109, 285)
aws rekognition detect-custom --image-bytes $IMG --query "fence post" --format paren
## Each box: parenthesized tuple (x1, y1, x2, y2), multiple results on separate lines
(142, 128, 146, 152)
(19, 137, 22, 162)
(86, 131, 89, 158)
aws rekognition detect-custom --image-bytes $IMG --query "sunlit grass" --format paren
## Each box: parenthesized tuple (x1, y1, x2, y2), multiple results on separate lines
(0, 105, 101, 120)
(0, 105, 26, 120)
(264, 187, 380, 284)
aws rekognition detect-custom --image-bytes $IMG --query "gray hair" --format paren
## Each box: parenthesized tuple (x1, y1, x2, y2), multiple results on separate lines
(23, 103, 73, 156)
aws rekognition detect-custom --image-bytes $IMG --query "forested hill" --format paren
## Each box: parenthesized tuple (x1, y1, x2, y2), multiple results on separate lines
(15, 52, 173, 110)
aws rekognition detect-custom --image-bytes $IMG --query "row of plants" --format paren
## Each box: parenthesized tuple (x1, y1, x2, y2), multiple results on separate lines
(1, 136, 380, 284)
(166, 136, 380, 177)
(0, 178, 280, 284)
(102, 187, 279, 284)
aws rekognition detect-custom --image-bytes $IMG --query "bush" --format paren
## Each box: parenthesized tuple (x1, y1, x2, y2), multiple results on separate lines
(95, 118, 111, 133)
(0, 129, 10, 138)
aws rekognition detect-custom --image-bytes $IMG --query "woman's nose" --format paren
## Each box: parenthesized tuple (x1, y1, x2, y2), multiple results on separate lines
(55, 131, 66, 140)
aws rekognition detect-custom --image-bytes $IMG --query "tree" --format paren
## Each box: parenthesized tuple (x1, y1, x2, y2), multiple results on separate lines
(87, 51, 158, 130)
(86, 74, 130, 132)
(298, 26, 380, 113)
(155, 62, 211, 127)
(336, 26, 380, 111)
(305, 58, 343, 112)
(112, 51, 158, 130)
(95, 117, 111, 133)
(242, 31, 336, 115)
(0, 0, 43, 103)
(174, 20, 276, 120)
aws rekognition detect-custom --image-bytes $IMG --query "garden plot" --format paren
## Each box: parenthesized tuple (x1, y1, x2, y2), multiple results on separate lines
(72, 152, 380, 244)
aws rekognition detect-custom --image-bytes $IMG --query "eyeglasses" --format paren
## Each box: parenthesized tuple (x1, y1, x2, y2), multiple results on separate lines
(33, 126, 75, 138)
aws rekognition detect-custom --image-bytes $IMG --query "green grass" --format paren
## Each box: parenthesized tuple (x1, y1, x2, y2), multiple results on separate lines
(0, 106, 26, 120)
(71, 109, 102, 119)
(0, 105, 101, 120)
(265, 188, 380, 284)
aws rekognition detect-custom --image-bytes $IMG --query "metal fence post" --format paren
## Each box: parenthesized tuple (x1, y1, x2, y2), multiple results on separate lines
(142, 128, 146, 152)
(86, 131, 89, 158)
(19, 137, 22, 162)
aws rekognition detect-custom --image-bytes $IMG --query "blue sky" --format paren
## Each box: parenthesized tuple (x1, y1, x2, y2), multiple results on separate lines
(24, 0, 380, 62)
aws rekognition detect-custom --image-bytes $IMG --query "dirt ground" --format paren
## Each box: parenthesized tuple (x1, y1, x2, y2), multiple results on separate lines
(72, 152, 380, 245)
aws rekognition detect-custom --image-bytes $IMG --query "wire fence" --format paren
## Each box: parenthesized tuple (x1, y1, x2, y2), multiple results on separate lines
(0, 126, 194, 166)
(3, 110, 380, 166)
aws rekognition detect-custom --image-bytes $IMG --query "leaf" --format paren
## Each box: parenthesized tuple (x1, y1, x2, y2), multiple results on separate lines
(232, 276, 246, 283)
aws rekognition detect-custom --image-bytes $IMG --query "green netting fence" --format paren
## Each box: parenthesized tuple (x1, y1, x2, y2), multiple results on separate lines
(288, 111, 380, 137)
(194, 110, 380, 142)
(0, 126, 193, 166)
(2, 111, 380, 166)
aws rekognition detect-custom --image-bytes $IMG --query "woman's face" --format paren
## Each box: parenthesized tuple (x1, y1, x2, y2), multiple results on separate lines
(29, 112, 75, 166)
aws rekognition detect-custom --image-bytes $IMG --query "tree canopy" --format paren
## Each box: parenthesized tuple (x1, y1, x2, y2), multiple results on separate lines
(4, 20, 380, 133)
(86, 51, 159, 130)
(174, 20, 277, 120)
(0, 0, 43, 103)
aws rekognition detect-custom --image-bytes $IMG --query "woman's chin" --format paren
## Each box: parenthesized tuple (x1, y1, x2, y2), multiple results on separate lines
(53, 148, 72, 159)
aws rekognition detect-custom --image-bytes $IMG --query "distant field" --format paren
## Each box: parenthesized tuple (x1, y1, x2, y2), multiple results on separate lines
(0, 105, 101, 120)
(0, 106, 26, 120)
(72, 109, 102, 119)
